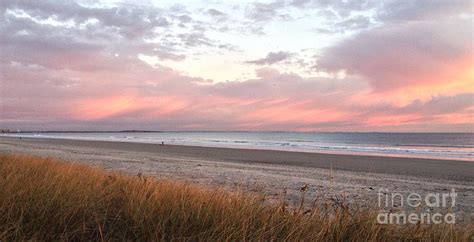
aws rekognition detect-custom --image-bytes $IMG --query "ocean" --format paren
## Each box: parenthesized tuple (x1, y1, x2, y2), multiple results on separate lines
(2, 132, 473, 161)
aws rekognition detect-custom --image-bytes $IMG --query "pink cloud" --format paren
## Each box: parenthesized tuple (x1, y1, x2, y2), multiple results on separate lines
(1, 1, 472, 132)
(317, 18, 472, 93)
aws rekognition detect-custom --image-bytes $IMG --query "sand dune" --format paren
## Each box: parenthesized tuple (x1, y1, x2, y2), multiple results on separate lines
(1, 136, 473, 222)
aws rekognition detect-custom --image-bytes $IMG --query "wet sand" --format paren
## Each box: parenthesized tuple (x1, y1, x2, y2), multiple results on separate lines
(1, 136, 473, 221)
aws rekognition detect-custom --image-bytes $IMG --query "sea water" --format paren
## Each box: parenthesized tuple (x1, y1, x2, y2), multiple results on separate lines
(2, 132, 473, 161)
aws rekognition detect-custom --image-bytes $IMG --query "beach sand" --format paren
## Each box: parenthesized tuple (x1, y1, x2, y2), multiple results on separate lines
(1, 136, 473, 221)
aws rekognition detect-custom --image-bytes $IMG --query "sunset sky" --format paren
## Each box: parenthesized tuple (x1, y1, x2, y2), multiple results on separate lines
(0, 0, 473, 132)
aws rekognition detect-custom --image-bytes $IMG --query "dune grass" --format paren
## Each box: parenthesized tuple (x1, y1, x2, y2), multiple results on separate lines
(0, 154, 472, 241)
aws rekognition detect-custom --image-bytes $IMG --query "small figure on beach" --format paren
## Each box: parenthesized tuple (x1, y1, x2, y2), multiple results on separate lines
(161, 141, 164, 146)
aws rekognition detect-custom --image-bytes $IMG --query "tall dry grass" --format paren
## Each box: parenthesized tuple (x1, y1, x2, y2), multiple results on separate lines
(0, 153, 472, 241)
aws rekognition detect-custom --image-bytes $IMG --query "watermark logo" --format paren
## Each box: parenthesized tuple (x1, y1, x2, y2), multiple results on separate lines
(376, 188, 457, 224)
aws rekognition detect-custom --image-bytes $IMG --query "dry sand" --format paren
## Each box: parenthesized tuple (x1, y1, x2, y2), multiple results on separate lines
(1, 136, 473, 222)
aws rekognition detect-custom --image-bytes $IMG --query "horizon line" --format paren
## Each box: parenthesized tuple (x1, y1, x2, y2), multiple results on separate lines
(1, 130, 473, 134)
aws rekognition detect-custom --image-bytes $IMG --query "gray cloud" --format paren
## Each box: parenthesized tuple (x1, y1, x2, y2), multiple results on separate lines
(241, 0, 293, 35)
(3, 0, 171, 39)
(315, 15, 372, 34)
(207, 8, 225, 17)
(0, 0, 241, 72)
(245, 1, 285, 22)
(375, 0, 472, 23)
(334, 15, 371, 31)
(1, 1, 175, 68)
(316, 18, 471, 91)
(245, 51, 293, 65)
(403, 94, 474, 115)
(177, 32, 213, 47)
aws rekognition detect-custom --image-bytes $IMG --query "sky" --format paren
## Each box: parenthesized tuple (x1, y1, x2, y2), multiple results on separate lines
(0, 0, 473, 132)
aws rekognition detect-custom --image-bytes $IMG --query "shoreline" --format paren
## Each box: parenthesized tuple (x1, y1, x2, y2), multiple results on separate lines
(2, 133, 472, 162)
(1, 136, 473, 221)
(1, 136, 473, 181)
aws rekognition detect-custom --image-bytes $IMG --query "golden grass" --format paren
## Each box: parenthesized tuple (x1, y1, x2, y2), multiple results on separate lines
(0, 154, 472, 241)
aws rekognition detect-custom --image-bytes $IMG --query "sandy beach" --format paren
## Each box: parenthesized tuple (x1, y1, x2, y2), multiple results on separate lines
(1, 136, 473, 222)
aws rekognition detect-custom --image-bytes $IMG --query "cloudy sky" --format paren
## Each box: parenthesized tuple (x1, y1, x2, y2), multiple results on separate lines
(0, 0, 472, 132)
